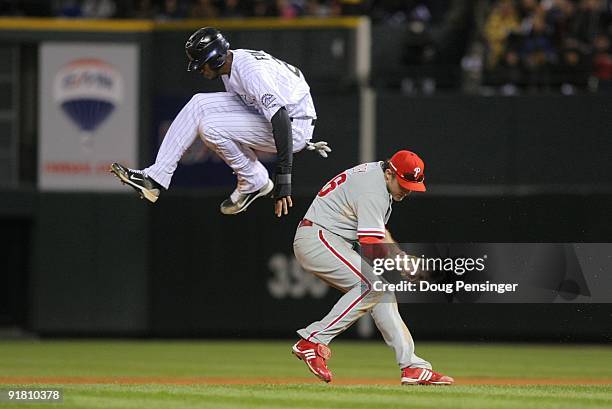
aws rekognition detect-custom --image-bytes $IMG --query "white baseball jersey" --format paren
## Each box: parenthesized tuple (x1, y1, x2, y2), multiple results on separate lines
(304, 162, 393, 241)
(144, 48, 317, 192)
(221, 49, 317, 122)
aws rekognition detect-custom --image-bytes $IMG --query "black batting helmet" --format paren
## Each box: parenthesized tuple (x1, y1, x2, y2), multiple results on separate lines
(185, 27, 230, 72)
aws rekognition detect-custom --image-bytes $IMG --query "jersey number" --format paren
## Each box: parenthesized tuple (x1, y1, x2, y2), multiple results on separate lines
(272, 56, 301, 78)
(245, 50, 301, 78)
(318, 173, 347, 197)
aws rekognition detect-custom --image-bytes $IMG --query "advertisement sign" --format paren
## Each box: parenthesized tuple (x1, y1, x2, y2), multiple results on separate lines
(39, 43, 139, 190)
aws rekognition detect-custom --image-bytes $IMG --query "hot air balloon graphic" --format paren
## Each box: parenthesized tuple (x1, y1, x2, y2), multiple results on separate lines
(54, 59, 123, 152)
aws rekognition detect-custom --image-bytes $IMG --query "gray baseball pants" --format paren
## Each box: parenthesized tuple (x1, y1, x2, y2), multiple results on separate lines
(294, 224, 431, 369)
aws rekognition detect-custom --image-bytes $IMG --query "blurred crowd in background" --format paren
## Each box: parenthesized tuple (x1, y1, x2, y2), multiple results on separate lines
(481, 0, 612, 93)
(0, 0, 610, 94)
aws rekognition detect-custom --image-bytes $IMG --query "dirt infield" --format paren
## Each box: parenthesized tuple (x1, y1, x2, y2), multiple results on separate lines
(1, 376, 611, 386)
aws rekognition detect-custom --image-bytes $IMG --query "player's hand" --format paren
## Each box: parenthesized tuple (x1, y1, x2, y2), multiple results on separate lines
(306, 141, 332, 158)
(275, 196, 293, 217)
(273, 172, 291, 217)
(397, 252, 423, 282)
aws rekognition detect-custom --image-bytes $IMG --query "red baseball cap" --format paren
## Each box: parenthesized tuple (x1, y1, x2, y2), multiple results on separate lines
(388, 150, 426, 192)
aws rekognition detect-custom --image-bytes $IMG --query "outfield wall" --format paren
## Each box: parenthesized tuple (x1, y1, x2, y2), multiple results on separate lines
(2, 91, 612, 340)
(1, 191, 608, 341)
(376, 94, 612, 189)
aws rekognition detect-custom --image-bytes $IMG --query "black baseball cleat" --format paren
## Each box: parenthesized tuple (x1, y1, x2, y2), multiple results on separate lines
(109, 163, 162, 203)
(220, 179, 274, 215)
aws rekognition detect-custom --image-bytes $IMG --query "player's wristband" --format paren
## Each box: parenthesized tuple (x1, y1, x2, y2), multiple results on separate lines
(274, 173, 291, 197)
(276, 174, 291, 184)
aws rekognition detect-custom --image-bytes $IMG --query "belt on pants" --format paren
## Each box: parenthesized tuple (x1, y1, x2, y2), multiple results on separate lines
(298, 218, 314, 228)
(290, 117, 317, 126)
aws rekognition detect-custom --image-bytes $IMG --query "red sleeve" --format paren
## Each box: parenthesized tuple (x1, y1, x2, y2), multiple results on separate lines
(359, 236, 384, 245)
(359, 236, 389, 260)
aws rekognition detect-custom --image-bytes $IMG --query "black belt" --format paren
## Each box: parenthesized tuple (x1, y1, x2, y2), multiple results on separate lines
(290, 117, 317, 126)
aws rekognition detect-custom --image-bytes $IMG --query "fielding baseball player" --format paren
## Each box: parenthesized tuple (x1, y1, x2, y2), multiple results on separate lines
(110, 27, 330, 217)
(291, 150, 454, 385)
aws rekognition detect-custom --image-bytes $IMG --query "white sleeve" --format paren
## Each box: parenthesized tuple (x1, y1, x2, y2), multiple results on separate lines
(356, 193, 387, 239)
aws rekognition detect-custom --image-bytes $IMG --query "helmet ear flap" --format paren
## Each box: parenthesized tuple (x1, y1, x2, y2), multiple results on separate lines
(207, 36, 229, 70)
(207, 53, 227, 70)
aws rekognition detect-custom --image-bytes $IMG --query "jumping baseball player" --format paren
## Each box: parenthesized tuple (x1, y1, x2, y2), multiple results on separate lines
(110, 27, 330, 217)
(291, 150, 454, 385)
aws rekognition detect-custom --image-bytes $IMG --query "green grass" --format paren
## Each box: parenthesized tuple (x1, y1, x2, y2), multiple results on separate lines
(0, 341, 611, 408)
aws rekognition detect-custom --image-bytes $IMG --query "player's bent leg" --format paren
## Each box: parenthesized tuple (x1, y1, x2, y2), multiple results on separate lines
(292, 227, 392, 382)
(123, 92, 248, 196)
(296, 280, 384, 345)
(142, 93, 208, 189)
(200, 110, 275, 214)
(203, 136, 273, 214)
(370, 293, 432, 370)
(112, 93, 220, 198)
(294, 228, 385, 343)
(109, 163, 163, 203)
(369, 293, 454, 385)
(292, 227, 387, 382)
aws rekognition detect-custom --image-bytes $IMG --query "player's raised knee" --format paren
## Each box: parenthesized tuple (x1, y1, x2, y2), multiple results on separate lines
(199, 121, 221, 144)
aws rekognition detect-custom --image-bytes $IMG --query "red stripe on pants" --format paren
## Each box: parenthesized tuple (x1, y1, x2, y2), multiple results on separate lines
(307, 230, 372, 341)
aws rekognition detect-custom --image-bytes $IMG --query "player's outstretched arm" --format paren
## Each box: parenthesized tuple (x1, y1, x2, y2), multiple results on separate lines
(271, 107, 293, 217)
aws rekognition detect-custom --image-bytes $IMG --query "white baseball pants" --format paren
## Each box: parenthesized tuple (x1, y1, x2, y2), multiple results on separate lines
(144, 92, 314, 193)
(293, 225, 432, 369)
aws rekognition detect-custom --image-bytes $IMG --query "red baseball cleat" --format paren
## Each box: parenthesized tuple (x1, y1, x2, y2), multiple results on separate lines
(401, 367, 454, 385)
(292, 339, 333, 383)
